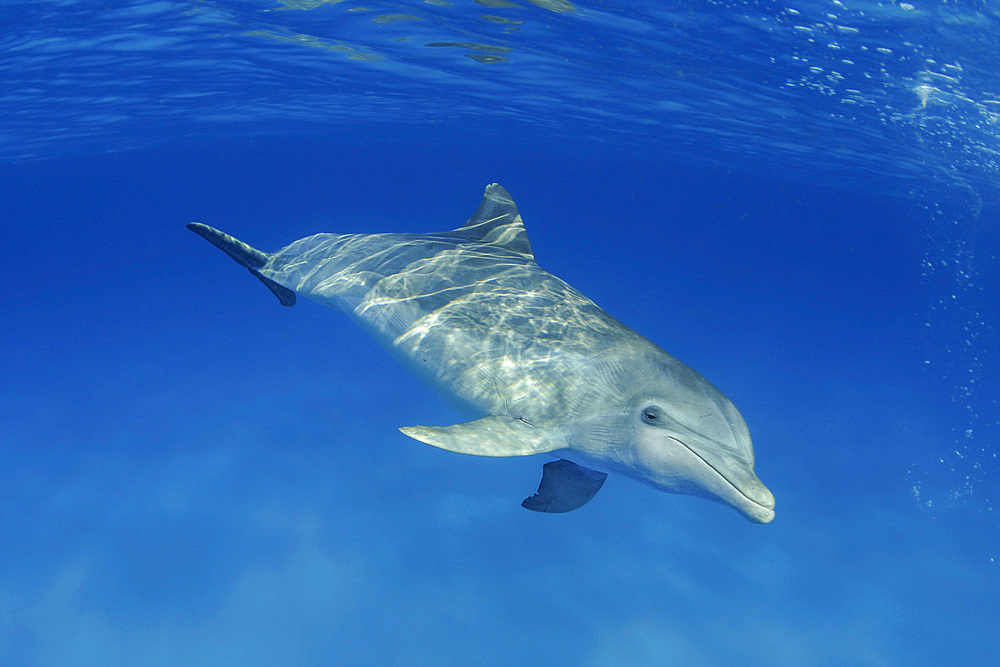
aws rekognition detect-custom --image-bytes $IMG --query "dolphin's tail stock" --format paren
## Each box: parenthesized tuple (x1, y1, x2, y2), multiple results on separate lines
(186, 223, 296, 307)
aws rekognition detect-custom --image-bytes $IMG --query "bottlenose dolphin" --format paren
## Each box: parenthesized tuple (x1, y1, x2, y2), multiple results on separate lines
(188, 184, 775, 523)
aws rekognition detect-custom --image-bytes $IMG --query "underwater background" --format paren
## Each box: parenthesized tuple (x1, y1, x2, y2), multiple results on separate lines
(2, 1, 999, 664)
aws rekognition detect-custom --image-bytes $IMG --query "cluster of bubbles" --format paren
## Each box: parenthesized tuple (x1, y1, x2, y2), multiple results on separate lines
(911, 182, 998, 523)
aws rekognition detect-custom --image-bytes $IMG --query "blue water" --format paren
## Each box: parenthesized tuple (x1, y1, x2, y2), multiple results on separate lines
(2, 1, 999, 665)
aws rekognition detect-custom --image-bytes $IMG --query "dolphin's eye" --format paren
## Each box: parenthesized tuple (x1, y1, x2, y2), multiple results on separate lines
(641, 405, 662, 424)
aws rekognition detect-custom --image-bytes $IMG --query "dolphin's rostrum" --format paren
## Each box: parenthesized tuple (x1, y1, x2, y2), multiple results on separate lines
(188, 184, 775, 523)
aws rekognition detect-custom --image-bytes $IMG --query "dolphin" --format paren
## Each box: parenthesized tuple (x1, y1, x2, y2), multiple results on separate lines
(188, 184, 775, 523)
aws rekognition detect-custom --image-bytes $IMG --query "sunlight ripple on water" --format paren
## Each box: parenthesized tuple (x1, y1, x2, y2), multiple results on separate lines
(1, 0, 998, 198)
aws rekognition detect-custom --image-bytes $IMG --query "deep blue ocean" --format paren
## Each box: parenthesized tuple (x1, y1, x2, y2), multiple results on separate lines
(2, 1, 999, 665)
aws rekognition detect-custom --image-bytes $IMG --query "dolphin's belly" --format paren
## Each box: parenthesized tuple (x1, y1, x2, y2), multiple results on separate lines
(263, 232, 632, 419)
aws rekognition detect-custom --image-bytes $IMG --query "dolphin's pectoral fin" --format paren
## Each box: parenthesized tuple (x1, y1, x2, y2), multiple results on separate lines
(399, 416, 562, 457)
(521, 459, 608, 513)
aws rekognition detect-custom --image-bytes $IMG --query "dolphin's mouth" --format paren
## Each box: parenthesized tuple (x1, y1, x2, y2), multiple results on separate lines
(668, 436, 775, 523)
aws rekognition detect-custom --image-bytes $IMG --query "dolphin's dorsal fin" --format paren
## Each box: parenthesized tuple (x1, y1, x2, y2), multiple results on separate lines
(450, 183, 534, 258)
(522, 459, 608, 513)
(399, 415, 561, 456)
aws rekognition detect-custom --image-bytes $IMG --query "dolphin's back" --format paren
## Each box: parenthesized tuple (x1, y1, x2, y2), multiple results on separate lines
(263, 231, 463, 314)
(259, 186, 634, 417)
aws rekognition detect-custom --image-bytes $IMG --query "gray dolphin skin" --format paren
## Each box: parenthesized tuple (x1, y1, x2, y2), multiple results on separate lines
(188, 184, 775, 523)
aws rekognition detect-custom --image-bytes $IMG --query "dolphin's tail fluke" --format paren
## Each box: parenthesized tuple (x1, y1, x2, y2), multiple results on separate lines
(187, 222, 296, 306)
